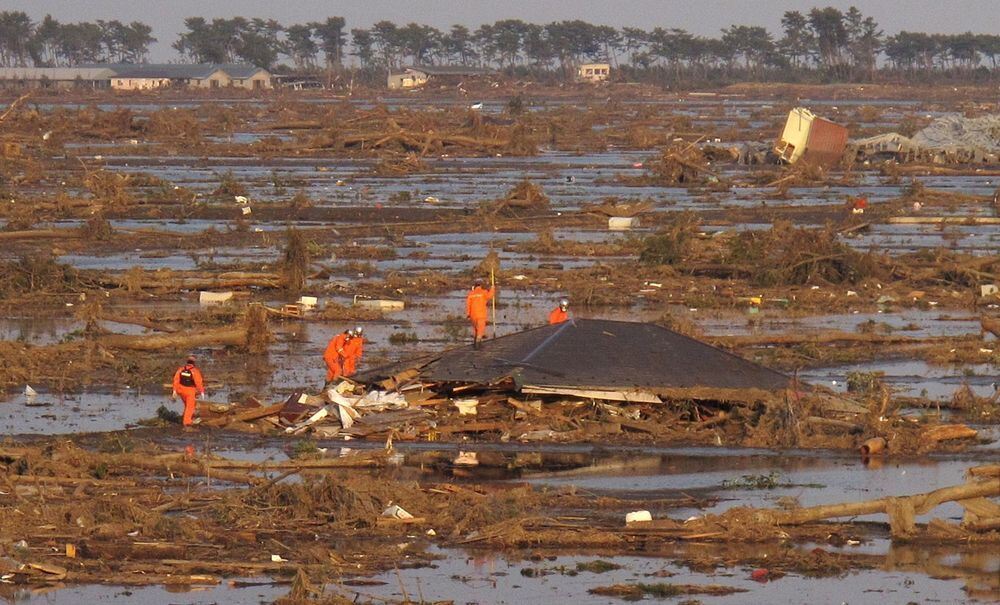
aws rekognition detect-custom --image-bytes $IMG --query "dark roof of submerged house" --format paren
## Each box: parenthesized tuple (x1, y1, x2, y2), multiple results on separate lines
(362, 319, 790, 398)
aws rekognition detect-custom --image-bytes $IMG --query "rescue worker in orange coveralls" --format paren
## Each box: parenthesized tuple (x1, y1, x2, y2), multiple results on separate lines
(466, 277, 495, 348)
(548, 298, 570, 324)
(324, 328, 352, 381)
(342, 326, 365, 377)
(172, 355, 205, 428)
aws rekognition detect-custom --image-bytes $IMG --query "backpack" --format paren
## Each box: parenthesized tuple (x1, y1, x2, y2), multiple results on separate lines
(179, 366, 196, 387)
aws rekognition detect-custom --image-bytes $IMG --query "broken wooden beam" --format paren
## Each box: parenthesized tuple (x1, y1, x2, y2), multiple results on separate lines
(201, 401, 286, 427)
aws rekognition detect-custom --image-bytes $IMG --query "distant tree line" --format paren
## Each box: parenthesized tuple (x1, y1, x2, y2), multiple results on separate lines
(0, 12, 154, 65)
(2, 6, 1000, 85)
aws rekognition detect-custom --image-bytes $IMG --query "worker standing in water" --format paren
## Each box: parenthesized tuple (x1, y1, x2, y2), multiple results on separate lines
(548, 298, 570, 324)
(342, 326, 365, 377)
(172, 355, 205, 428)
(466, 277, 494, 348)
(323, 328, 352, 382)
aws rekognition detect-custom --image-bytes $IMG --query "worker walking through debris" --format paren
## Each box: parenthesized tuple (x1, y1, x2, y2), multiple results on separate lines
(172, 355, 205, 428)
(342, 326, 365, 377)
(549, 299, 570, 324)
(466, 277, 495, 348)
(324, 329, 352, 381)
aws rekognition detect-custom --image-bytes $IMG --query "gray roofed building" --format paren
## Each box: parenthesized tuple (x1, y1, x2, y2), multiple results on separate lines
(216, 64, 269, 79)
(358, 319, 791, 402)
(80, 63, 271, 91)
(101, 63, 222, 79)
(0, 67, 115, 89)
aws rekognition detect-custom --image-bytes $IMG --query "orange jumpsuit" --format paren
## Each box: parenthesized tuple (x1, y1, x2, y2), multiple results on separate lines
(342, 336, 364, 376)
(172, 364, 205, 427)
(548, 307, 569, 324)
(324, 332, 349, 381)
(466, 286, 494, 340)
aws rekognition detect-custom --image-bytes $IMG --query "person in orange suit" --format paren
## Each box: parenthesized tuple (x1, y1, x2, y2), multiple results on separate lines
(324, 329, 352, 381)
(548, 298, 570, 324)
(342, 326, 365, 376)
(172, 355, 205, 428)
(466, 277, 494, 348)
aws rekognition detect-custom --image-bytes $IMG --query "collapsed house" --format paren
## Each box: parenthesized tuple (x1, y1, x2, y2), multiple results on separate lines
(360, 318, 791, 404)
(849, 114, 1000, 164)
(195, 320, 820, 443)
(387, 65, 494, 90)
(188, 319, 981, 453)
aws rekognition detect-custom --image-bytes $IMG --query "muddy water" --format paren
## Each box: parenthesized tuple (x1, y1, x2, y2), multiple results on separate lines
(1, 577, 285, 604)
(358, 548, 990, 605)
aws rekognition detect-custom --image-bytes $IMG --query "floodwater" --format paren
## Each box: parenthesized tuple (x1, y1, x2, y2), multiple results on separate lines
(6, 93, 1000, 603)
(359, 547, 993, 604)
(8, 436, 989, 602)
(0, 577, 285, 604)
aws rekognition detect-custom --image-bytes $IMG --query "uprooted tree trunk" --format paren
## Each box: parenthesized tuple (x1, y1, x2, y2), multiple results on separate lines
(99, 271, 283, 291)
(765, 466, 999, 538)
(97, 327, 247, 351)
(97, 305, 270, 353)
(282, 228, 309, 294)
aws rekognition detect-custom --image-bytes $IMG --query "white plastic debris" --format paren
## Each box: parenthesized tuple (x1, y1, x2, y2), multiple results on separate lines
(625, 510, 652, 524)
(382, 504, 414, 520)
(241, 206, 252, 215)
(234, 195, 249, 205)
(270, 554, 288, 562)
(199, 291, 233, 305)
(608, 217, 640, 231)
(354, 298, 404, 311)
(454, 398, 478, 416)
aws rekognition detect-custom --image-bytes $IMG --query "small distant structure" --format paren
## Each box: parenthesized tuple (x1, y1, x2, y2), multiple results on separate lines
(108, 64, 271, 90)
(0, 67, 114, 89)
(774, 107, 849, 167)
(576, 63, 611, 83)
(272, 74, 324, 90)
(0, 64, 272, 91)
(387, 65, 493, 90)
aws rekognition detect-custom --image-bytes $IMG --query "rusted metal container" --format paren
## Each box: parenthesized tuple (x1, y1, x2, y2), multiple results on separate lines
(775, 108, 849, 167)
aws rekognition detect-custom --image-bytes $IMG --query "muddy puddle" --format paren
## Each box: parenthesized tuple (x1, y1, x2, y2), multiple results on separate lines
(357, 547, 991, 605)
(1, 577, 285, 604)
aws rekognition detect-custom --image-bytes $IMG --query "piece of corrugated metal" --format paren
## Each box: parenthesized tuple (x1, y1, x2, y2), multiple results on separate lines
(802, 117, 849, 167)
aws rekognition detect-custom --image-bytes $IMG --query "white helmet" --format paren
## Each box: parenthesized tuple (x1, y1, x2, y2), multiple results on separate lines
(559, 299, 569, 310)
(353, 326, 364, 336)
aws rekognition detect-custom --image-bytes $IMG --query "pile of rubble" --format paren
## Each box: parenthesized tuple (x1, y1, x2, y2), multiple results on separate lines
(197, 319, 937, 450)
(849, 114, 1000, 164)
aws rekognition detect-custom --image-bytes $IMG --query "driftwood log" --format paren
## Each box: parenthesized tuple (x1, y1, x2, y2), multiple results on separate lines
(766, 471, 999, 538)
(98, 327, 246, 351)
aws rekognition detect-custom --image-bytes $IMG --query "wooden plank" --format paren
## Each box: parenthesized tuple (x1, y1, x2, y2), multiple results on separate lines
(202, 402, 285, 427)
(521, 386, 661, 403)
(889, 216, 1000, 225)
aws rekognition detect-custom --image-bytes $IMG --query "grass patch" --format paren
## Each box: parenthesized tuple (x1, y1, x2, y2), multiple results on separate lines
(589, 582, 746, 600)
(576, 560, 623, 574)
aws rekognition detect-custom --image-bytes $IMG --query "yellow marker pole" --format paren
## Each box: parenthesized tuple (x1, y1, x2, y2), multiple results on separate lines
(490, 267, 496, 339)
